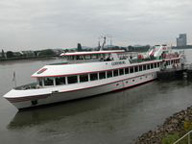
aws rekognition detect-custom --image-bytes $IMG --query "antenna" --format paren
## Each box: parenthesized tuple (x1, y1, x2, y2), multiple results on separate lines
(98, 34, 113, 50)
(12, 71, 17, 87)
(98, 37, 101, 51)
(101, 36, 106, 51)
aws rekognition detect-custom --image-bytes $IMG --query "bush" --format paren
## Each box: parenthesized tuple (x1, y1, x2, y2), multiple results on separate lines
(162, 133, 180, 144)
(38, 49, 56, 57)
(184, 121, 192, 131)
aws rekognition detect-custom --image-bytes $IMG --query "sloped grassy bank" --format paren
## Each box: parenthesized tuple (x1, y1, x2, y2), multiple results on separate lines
(135, 106, 192, 144)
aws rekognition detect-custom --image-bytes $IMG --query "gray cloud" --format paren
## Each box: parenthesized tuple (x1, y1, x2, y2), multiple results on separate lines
(0, 0, 191, 51)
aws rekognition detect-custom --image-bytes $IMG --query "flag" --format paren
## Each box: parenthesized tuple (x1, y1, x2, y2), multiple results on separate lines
(12, 71, 16, 81)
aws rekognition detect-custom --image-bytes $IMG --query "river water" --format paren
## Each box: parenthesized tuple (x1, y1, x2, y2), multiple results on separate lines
(0, 50, 192, 144)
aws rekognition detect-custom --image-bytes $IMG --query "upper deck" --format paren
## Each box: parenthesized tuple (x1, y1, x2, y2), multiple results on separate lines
(60, 50, 129, 63)
(31, 50, 140, 78)
(31, 46, 180, 78)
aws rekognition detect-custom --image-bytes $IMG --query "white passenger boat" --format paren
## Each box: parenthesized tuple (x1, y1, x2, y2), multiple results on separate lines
(3, 44, 183, 110)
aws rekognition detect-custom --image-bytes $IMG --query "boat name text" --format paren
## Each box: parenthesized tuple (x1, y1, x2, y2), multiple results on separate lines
(111, 61, 125, 66)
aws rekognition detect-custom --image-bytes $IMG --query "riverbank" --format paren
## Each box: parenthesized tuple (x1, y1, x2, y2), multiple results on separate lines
(135, 106, 192, 144)
(0, 56, 62, 64)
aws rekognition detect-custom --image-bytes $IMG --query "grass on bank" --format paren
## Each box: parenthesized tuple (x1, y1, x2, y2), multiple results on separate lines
(162, 121, 192, 144)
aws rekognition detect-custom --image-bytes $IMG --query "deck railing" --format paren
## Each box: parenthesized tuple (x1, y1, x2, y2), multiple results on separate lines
(173, 130, 192, 144)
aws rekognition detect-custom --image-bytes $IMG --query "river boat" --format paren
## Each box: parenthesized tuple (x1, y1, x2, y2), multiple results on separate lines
(3, 43, 183, 110)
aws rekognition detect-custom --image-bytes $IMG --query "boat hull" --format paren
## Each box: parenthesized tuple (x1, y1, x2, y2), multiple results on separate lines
(5, 72, 157, 110)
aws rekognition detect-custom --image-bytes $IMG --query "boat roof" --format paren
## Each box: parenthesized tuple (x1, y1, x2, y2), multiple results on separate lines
(31, 58, 165, 78)
(60, 50, 125, 56)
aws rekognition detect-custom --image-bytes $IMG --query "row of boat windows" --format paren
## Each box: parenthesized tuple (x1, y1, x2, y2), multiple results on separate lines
(64, 53, 127, 61)
(66, 54, 107, 60)
(39, 59, 180, 86)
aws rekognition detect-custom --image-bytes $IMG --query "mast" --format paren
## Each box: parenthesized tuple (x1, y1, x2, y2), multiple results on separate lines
(98, 38, 101, 51)
(100, 36, 106, 51)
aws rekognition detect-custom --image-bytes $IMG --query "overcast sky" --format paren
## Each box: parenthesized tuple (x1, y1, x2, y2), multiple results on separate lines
(0, 0, 192, 51)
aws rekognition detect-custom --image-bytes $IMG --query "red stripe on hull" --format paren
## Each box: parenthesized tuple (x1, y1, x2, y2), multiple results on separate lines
(6, 95, 48, 103)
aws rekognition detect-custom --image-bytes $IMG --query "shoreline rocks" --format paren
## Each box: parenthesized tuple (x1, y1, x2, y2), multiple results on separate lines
(135, 106, 192, 144)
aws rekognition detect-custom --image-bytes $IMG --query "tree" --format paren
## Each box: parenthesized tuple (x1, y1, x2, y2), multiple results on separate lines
(38, 49, 56, 57)
(6, 51, 14, 58)
(2, 49, 5, 58)
(128, 45, 133, 51)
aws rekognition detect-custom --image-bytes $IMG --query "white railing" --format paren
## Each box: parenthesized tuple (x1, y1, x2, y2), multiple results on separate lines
(173, 130, 192, 144)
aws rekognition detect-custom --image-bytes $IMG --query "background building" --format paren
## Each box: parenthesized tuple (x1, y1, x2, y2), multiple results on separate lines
(176, 34, 187, 47)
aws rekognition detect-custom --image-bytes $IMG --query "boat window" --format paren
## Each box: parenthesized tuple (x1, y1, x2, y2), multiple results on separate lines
(135, 66, 138, 72)
(114, 69, 119, 77)
(107, 71, 113, 78)
(154, 63, 156, 68)
(80, 74, 89, 82)
(119, 69, 124, 75)
(167, 61, 169, 65)
(55, 77, 66, 85)
(143, 65, 146, 70)
(69, 56, 75, 60)
(67, 76, 78, 84)
(147, 64, 150, 69)
(38, 78, 43, 86)
(85, 55, 91, 60)
(166, 61, 168, 66)
(99, 72, 106, 79)
(125, 68, 129, 74)
(44, 77, 54, 86)
(92, 54, 97, 59)
(157, 62, 160, 67)
(130, 67, 134, 73)
(139, 65, 142, 71)
(151, 63, 154, 69)
(90, 73, 98, 81)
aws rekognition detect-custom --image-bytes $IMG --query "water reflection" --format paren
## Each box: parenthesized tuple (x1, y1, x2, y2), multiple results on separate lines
(8, 99, 103, 129)
(7, 91, 124, 129)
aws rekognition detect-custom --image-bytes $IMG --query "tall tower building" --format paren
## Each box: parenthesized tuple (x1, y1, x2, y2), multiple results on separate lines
(176, 34, 187, 47)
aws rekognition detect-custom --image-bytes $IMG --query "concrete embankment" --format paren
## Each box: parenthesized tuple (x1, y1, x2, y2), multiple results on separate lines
(135, 106, 192, 144)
